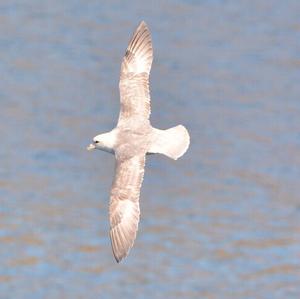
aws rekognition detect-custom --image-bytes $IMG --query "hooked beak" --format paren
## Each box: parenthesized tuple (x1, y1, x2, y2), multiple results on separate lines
(87, 143, 96, 151)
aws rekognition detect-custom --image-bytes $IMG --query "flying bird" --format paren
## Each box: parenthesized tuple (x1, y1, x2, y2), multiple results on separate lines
(87, 21, 190, 262)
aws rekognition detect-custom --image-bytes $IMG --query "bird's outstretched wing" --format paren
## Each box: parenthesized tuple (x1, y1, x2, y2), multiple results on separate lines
(109, 154, 145, 262)
(118, 21, 153, 126)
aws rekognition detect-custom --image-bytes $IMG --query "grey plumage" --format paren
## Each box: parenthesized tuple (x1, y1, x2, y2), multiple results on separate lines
(87, 21, 190, 262)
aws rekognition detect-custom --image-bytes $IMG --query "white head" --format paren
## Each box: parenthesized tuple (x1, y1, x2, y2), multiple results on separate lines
(87, 130, 117, 154)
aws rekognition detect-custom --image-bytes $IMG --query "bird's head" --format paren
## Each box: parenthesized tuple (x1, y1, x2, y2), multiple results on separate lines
(87, 131, 116, 153)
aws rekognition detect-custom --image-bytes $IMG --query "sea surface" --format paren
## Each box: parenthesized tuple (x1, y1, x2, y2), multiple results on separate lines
(0, 1, 299, 298)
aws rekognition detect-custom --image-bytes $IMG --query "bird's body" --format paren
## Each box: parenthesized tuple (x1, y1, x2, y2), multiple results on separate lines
(87, 21, 190, 262)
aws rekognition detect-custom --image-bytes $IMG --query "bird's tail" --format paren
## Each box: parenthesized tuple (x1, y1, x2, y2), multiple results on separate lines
(148, 125, 190, 160)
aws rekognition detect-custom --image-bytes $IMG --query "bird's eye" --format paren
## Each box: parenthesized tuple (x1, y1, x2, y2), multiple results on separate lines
(94, 140, 99, 144)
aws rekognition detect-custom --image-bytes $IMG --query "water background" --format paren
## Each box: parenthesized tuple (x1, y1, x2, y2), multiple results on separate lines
(0, 1, 300, 298)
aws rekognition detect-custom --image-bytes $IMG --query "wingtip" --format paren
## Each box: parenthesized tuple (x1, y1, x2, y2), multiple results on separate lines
(113, 251, 126, 263)
(114, 256, 121, 263)
(121, 20, 153, 75)
(137, 20, 148, 30)
(110, 230, 129, 263)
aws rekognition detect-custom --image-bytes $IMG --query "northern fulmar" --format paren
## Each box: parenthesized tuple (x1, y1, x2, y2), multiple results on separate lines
(87, 21, 190, 262)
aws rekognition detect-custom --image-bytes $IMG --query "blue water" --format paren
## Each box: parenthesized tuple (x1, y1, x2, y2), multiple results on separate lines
(0, 1, 300, 298)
